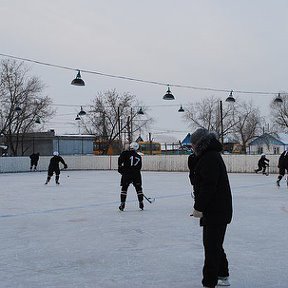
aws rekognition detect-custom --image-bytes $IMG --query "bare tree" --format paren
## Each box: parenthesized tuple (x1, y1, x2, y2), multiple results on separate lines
(0, 59, 55, 155)
(184, 96, 237, 138)
(82, 89, 152, 154)
(231, 101, 262, 153)
(270, 93, 288, 131)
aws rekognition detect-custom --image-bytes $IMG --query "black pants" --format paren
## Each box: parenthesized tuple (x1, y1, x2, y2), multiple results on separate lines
(255, 164, 266, 173)
(202, 224, 229, 287)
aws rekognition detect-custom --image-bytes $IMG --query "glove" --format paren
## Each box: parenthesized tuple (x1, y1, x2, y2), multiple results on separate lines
(64, 164, 68, 169)
(190, 209, 203, 218)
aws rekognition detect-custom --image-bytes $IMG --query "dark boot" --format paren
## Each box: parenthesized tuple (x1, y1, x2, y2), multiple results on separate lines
(119, 202, 125, 211)
(119, 191, 127, 211)
(45, 176, 51, 185)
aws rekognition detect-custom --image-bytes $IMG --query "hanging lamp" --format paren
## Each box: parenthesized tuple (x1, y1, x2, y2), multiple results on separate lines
(71, 70, 85, 86)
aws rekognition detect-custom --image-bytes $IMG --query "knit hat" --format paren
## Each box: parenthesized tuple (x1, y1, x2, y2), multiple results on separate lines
(191, 128, 210, 146)
(191, 128, 218, 155)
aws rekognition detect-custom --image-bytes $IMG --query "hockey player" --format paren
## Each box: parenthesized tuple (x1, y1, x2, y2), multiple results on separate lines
(29, 152, 40, 171)
(276, 149, 288, 187)
(45, 151, 68, 185)
(118, 142, 144, 211)
(254, 153, 269, 175)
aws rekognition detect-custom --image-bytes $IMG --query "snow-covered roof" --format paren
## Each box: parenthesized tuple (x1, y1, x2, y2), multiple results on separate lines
(275, 133, 288, 144)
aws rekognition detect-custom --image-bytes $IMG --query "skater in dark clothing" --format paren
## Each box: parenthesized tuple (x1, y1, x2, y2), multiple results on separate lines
(30, 152, 40, 171)
(276, 149, 288, 187)
(118, 142, 144, 211)
(45, 151, 68, 185)
(254, 153, 269, 175)
(189, 128, 232, 288)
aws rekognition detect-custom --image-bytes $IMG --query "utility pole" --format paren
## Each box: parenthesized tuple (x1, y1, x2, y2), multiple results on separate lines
(118, 106, 122, 153)
(220, 100, 224, 145)
(149, 132, 152, 155)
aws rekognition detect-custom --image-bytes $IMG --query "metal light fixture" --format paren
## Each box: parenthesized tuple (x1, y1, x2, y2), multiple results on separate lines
(178, 105, 184, 112)
(35, 116, 41, 124)
(225, 90, 236, 102)
(274, 93, 283, 103)
(14, 106, 22, 112)
(75, 114, 81, 121)
(71, 70, 85, 86)
(79, 106, 86, 116)
(137, 107, 144, 115)
(163, 85, 175, 100)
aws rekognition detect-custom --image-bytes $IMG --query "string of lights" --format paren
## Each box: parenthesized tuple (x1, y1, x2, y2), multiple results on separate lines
(0, 52, 280, 96)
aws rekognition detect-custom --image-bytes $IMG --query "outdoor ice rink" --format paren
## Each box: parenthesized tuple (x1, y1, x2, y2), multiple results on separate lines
(1, 170, 288, 288)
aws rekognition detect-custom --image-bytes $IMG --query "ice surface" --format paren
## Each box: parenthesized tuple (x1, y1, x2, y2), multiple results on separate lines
(1, 170, 288, 288)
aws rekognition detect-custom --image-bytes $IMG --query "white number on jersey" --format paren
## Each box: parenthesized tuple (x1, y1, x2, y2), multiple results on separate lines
(130, 155, 140, 166)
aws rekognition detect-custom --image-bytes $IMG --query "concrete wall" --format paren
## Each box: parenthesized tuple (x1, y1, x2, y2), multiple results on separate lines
(0, 154, 280, 174)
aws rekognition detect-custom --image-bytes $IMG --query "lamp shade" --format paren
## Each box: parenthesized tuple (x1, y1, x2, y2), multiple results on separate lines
(35, 116, 41, 124)
(225, 90, 235, 102)
(163, 86, 175, 100)
(79, 106, 86, 116)
(178, 105, 184, 112)
(14, 106, 22, 112)
(274, 93, 283, 103)
(137, 107, 144, 115)
(71, 71, 85, 86)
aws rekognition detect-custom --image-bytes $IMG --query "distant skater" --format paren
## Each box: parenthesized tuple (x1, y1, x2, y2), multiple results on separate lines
(45, 151, 68, 185)
(118, 142, 144, 211)
(30, 152, 40, 171)
(254, 153, 269, 175)
(276, 149, 288, 187)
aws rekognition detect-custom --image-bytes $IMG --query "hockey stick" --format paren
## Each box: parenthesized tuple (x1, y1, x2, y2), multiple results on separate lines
(143, 194, 155, 203)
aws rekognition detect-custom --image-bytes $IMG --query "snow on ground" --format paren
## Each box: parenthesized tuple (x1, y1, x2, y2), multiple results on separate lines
(0, 170, 288, 288)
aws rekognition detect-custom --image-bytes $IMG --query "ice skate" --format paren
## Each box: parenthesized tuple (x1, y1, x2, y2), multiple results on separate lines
(276, 180, 280, 187)
(119, 202, 125, 211)
(56, 181, 60, 185)
(217, 276, 230, 286)
(139, 201, 144, 210)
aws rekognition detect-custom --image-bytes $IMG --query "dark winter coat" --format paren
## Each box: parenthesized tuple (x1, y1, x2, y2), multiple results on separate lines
(30, 153, 40, 164)
(48, 155, 67, 176)
(278, 151, 288, 169)
(188, 152, 198, 186)
(258, 156, 269, 167)
(192, 136, 233, 226)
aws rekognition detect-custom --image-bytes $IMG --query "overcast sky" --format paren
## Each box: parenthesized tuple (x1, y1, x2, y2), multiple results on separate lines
(1, 0, 288, 141)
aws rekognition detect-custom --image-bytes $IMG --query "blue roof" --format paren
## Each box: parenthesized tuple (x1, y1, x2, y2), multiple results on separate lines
(181, 133, 191, 146)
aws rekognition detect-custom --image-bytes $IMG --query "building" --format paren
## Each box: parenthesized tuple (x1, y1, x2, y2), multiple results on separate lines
(2, 130, 95, 156)
(248, 133, 288, 155)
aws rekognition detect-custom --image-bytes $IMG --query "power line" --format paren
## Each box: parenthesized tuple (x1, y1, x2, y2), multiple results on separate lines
(0, 52, 279, 96)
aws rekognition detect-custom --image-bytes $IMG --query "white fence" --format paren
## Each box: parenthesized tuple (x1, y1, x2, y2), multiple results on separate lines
(0, 154, 280, 174)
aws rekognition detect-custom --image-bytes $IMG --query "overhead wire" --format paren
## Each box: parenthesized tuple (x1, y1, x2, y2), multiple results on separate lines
(0, 52, 279, 96)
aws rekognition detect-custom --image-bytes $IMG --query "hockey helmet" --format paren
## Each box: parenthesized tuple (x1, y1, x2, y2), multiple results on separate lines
(53, 151, 59, 156)
(129, 142, 139, 150)
(261, 153, 265, 157)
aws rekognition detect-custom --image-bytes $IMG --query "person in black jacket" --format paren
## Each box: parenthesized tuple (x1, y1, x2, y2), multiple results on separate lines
(189, 128, 233, 288)
(118, 142, 143, 211)
(45, 151, 68, 185)
(276, 149, 288, 187)
(254, 153, 269, 175)
(30, 152, 40, 171)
